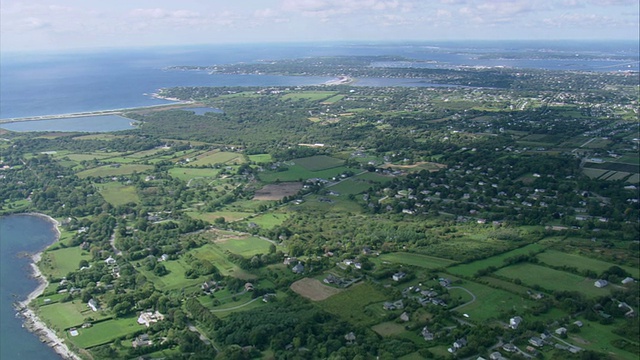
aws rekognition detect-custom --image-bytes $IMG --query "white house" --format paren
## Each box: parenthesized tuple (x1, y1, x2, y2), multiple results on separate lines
(594, 279, 608, 288)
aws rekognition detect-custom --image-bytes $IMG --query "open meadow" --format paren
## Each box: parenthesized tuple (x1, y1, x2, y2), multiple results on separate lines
(378, 252, 455, 269)
(96, 182, 139, 206)
(317, 282, 388, 326)
(76, 164, 153, 178)
(448, 243, 545, 277)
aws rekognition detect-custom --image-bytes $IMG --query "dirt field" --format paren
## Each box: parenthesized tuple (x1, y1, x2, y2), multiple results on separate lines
(253, 182, 303, 200)
(290, 278, 342, 301)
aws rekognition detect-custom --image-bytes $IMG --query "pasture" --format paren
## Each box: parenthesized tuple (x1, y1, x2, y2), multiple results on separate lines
(318, 282, 388, 326)
(76, 164, 153, 179)
(253, 182, 303, 200)
(188, 151, 244, 166)
(259, 164, 350, 183)
(215, 236, 272, 257)
(378, 252, 455, 269)
(448, 280, 536, 322)
(40, 246, 92, 279)
(96, 182, 139, 206)
(290, 278, 342, 301)
(189, 244, 255, 279)
(188, 211, 253, 223)
(70, 316, 140, 348)
(328, 178, 374, 195)
(281, 91, 338, 102)
(293, 155, 344, 171)
(371, 321, 406, 337)
(448, 243, 545, 277)
(244, 213, 288, 229)
(168, 167, 221, 182)
(494, 263, 611, 298)
(248, 154, 272, 163)
(320, 94, 345, 104)
(537, 249, 639, 278)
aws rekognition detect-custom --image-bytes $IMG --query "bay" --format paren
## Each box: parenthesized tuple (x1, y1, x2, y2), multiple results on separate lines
(1, 115, 138, 133)
(0, 215, 60, 360)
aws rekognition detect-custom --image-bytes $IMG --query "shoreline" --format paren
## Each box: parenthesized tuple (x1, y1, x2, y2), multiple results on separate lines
(12, 213, 82, 360)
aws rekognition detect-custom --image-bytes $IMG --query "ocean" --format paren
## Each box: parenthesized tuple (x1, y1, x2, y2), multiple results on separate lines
(0, 41, 638, 358)
(0, 215, 61, 360)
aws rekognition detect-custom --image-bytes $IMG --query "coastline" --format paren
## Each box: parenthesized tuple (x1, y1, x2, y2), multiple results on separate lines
(13, 213, 82, 360)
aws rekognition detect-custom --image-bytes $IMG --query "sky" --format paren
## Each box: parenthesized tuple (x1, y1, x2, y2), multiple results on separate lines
(1, 0, 639, 52)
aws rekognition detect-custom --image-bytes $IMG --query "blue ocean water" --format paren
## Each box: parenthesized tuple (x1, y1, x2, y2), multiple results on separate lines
(1, 115, 138, 132)
(0, 215, 60, 360)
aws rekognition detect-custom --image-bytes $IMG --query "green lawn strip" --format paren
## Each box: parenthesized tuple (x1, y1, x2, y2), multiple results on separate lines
(566, 318, 639, 360)
(537, 249, 639, 278)
(188, 211, 253, 223)
(247, 154, 272, 163)
(40, 246, 92, 279)
(494, 263, 612, 298)
(353, 171, 393, 183)
(126, 148, 168, 158)
(259, 164, 350, 183)
(96, 182, 139, 206)
(38, 301, 100, 330)
(478, 276, 532, 296)
(70, 316, 141, 349)
(317, 282, 388, 327)
(76, 164, 153, 178)
(446, 278, 536, 322)
(168, 167, 221, 182)
(137, 261, 205, 292)
(329, 178, 375, 195)
(189, 152, 244, 166)
(371, 321, 406, 337)
(281, 91, 338, 101)
(378, 252, 455, 269)
(448, 243, 545, 277)
(293, 195, 363, 214)
(293, 155, 345, 171)
(60, 153, 123, 162)
(216, 236, 272, 257)
(189, 244, 255, 279)
(321, 94, 345, 104)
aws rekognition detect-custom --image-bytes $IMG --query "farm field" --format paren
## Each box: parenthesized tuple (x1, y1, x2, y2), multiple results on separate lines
(76, 164, 153, 178)
(537, 249, 640, 278)
(168, 167, 220, 182)
(243, 213, 288, 229)
(293, 155, 344, 171)
(188, 211, 253, 223)
(371, 321, 406, 337)
(253, 182, 302, 200)
(281, 91, 337, 101)
(447, 243, 546, 277)
(188, 151, 244, 166)
(215, 236, 272, 257)
(318, 282, 388, 326)
(248, 154, 272, 163)
(378, 252, 455, 269)
(40, 246, 92, 279)
(494, 263, 612, 298)
(290, 278, 342, 301)
(259, 164, 350, 183)
(566, 318, 639, 360)
(96, 182, 139, 206)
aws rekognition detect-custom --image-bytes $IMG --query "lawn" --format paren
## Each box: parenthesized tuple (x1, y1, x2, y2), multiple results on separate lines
(318, 282, 388, 326)
(244, 213, 288, 229)
(259, 164, 350, 183)
(76, 164, 153, 178)
(138, 260, 205, 291)
(168, 167, 220, 182)
(281, 91, 338, 102)
(293, 155, 345, 171)
(70, 316, 140, 348)
(566, 318, 639, 360)
(188, 211, 253, 223)
(448, 243, 546, 277)
(494, 263, 612, 298)
(38, 301, 98, 330)
(329, 178, 375, 195)
(188, 151, 244, 166)
(189, 244, 255, 279)
(40, 246, 92, 279)
(448, 279, 536, 322)
(378, 252, 455, 269)
(248, 154, 272, 163)
(372, 321, 406, 337)
(96, 182, 139, 206)
(216, 236, 272, 257)
(537, 249, 639, 278)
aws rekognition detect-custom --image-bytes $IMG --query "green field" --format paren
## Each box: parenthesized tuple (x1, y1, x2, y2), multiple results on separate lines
(537, 249, 639, 278)
(566, 318, 639, 360)
(138, 260, 206, 291)
(448, 243, 545, 277)
(39, 301, 98, 330)
(70, 316, 140, 348)
(188, 211, 253, 223)
(40, 246, 92, 279)
(259, 164, 350, 183)
(168, 167, 220, 182)
(189, 151, 244, 166)
(96, 182, 139, 206)
(293, 155, 344, 171)
(248, 154, 272, 163)
(216, 236, 273, 257)
(378, 252, 455, 269)
(190, 244, 255, 279)
(244, 213, 288, 229)
(494, 263, 612, 298)
(281, 91, 338, 102)
(328, 178, 375, 195)
(318, 282, 388, 326)
(76, 164, 153, 178)
(371, 321, 406, 336)
(321, 95, 345, 104)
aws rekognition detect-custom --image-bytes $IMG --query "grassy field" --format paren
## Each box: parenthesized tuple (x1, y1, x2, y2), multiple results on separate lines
(447, 243, 546, 277)
(494, 263, 612, 298)
(244, 213, 288, 229)
(216, 236, 272, 257)
(321, 94, 345, 104)
(479, 276, 532, 296)
(248, 154, 272, 163)
(70, 316, 140, 348)
(40, 246, 92, 279)
(188, 211, 253, 223)
(39, 301, 98, 330)
(190, 244, 255, 279)
(96, 182, 139, 206)
(329, 178, 375, 195)
(378, 252, 455, 269)
(259, 164, 350, 183)
(281, 91, 338, 102)
(371, 321, 406, 336)
(293, 155, 344, 171)
(138, 260, 205, 291)
(537, 249, 640, 278)
(189, 151, 244, 166)
(448, 279, 536, 322)
(566, 317, 639, 360)
(76, 164, 153, 178)
(168, 167, 220, 182)
(318, 282, 388, 326)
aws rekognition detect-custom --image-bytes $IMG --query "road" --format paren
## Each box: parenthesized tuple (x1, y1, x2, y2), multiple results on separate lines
(448, 286, 477, 312)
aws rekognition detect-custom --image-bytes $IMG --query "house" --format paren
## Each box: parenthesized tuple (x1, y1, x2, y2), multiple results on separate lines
(400, 312, 410, 322)
(502, 343, 517, 352)
(137, 311, 165, 327)
(202, 280, 219, 293)
(160, 254, 169, 262)
(132, 334, 152, 348)
(439, 278, 451, 287)
(421, 326, 434, 341)
(87, 299, 99, 312)
(392, 272, 406, 281)
(509, 316, 522, 329)
(105, 256, 116, 266)
(555, 327, 567, 335)
(573, 320, 583, 328)
(490, 352, 505, 360)
(622, 277, 635, 285)
(529, 337, 544, 347)
(344, 332, 356, 345)
(292, 262, 304, 274)
(594, 279, 609, 288)
(244, 282, 254, 291)
(383, 300, 404, 311)
(454, 338, 467, 349)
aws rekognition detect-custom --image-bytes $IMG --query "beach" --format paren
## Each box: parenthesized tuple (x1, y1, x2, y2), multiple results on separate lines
(14, 214, 82, 360)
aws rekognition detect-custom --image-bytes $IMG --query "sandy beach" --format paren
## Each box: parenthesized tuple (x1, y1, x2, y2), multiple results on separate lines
(14, 213, 82, 360)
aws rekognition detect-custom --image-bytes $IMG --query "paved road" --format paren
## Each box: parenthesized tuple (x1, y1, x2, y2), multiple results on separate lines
(448, 286, 477, 312)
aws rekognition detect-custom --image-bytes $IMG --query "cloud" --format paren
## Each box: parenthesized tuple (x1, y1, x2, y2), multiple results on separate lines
(129, 8, 200, 20)
(280, 0, 414, 19)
